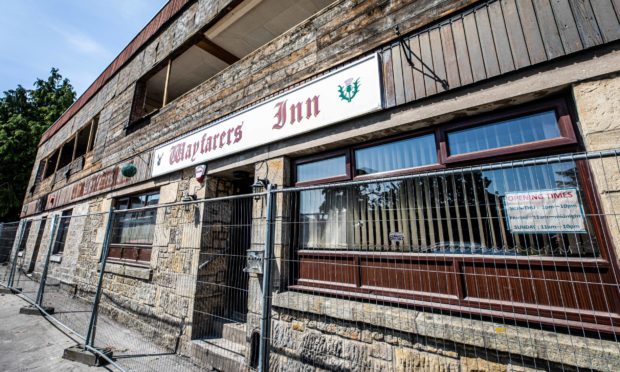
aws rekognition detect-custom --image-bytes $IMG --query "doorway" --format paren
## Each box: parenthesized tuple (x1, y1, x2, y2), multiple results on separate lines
(224, 176, 252, 322)
(191, 170, 253, 343)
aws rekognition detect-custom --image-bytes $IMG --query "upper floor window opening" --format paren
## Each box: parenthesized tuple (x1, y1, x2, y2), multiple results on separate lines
(38, 114, 99, 184)
(126, 0, 334, 132)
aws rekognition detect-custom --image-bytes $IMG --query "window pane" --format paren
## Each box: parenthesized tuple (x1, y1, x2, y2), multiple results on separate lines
(447, 111, 561, 155)
(297, 156, 346, 183)
(53, 210, 72, 255)
(354, 134, 437, 175)
(111, 191, 159, 262)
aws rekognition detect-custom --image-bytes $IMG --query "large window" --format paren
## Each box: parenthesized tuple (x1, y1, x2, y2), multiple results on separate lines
(109, 191, 159, 263)
(291, 99, 620, 333)
(294, 99, 591, 257)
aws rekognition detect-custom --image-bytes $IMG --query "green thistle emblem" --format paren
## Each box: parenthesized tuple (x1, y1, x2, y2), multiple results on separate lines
(338, 78, 360, 103)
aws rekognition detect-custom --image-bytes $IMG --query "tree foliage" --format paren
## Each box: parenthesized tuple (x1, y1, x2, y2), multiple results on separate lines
(0, 68, 75, 221)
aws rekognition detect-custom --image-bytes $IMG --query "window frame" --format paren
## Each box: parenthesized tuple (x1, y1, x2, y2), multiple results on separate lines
(289, 97, 620, 334)
(40, 114, 100, 181)
(109, 190, 160, 265)
(52, 209, 73, 255)
(293, 150, 352, 187)
(439, 98, 576, 165)
(294, 98, 578, 186)
(351, 129, 443, 181)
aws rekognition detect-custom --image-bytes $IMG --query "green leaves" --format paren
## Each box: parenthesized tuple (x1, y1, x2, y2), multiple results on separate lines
(0, 68, 76, 221)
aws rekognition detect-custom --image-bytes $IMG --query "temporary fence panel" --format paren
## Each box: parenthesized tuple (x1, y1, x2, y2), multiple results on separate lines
(39, 213, 103, 340)
(1, 150, 620, 372)
(87, 193, 259, 372)
(270, 151, 620, 372)
(0, 221, 21, 286)
(11, 217, 52, 301)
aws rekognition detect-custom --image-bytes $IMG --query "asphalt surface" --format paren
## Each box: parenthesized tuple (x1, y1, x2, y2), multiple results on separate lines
(0, 293, 103, 372)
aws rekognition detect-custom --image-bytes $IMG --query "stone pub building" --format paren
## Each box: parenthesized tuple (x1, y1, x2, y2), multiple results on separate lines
(17, 0, 620, 370)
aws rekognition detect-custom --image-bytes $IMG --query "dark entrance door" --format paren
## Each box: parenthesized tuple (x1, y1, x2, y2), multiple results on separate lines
(191, 175, 253, 341)
(224, 179, 252, 322)
(27, 218, 47, 273)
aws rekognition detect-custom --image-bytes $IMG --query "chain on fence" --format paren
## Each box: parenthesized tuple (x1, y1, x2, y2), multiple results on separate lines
(2, 150, 620, 372)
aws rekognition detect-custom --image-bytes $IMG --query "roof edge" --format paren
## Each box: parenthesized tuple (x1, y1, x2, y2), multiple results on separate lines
(39, 0, 194, 146)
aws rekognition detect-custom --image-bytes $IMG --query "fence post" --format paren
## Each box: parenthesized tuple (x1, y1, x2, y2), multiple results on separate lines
(85, 206, 114, 348)
(258, 183, 276, 372)
(35, 214, 60, 306)
(8, 220, 26, 288)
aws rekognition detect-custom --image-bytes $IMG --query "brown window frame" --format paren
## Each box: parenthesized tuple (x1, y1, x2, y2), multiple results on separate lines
(293, 150, 352, 187)
(439, 98, 576, 165)
(294, 98, 577, 186)
(290, 97, 620, 334)
(109, 190, 160, 265)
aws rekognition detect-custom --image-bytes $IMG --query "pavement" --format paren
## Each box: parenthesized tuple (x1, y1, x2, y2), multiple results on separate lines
(0, 293, 104, 372)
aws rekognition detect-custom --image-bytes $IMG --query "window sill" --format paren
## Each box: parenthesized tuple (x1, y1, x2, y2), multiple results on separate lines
(125, 109, 159, 134)
(50, 255, 62, 263)
(101, 261, 152, 280)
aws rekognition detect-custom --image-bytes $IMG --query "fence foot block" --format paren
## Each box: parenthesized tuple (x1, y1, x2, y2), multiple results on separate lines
(0, 287, 21, 294)
(19, 305, 54, 315)
(62, 345, 112, 367)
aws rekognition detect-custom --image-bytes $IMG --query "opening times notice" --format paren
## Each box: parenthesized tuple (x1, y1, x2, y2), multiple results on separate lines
(504, 188, 586, 233)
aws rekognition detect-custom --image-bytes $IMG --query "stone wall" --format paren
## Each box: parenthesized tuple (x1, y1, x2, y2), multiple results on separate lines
(25, 0, 477, 210)
(573, 73, 620, 262)
(270, 291, 620, 372)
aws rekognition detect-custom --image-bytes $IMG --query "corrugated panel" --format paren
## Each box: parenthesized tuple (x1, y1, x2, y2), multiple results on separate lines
(39, 0, 192, 145)
(383, 0, 620, 108)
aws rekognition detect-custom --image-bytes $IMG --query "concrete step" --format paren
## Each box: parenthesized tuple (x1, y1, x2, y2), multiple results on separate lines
(191, 338, 247, 372)
(222, 322, 246, 346)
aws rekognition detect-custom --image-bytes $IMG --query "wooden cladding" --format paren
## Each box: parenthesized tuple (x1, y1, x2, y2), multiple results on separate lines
(293, 250, 620, 333)
(381, 0, 620, 107)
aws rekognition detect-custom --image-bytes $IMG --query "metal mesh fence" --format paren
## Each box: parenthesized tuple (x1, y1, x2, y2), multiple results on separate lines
(1, 150, 620, 371)
(84, 194, 261, 371)
(11, 217, 48, 301)
(40, 213, 102, 341)
(0, 221, 20, 286)
(269, 151, 620, 372)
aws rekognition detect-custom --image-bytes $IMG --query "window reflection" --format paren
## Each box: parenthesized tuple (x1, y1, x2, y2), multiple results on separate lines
(354, 134, 437, 175)
(447, 111, 561, 155)
(297, 156, 346, 183)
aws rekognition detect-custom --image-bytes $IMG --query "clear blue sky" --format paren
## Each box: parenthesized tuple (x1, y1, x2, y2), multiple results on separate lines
(0, 0, 169, 96)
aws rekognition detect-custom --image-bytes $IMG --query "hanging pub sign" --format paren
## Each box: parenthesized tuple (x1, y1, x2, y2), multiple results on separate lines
(504, 188, 586, 233)
(151, 54, 382, 177)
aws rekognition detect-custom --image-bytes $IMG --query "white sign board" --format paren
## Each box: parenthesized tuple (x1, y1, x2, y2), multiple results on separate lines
(151, 54, 382, 177)
(504, 188, 586, 233)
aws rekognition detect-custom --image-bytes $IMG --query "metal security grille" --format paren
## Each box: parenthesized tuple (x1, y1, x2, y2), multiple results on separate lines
(1, 150, 619, 372)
